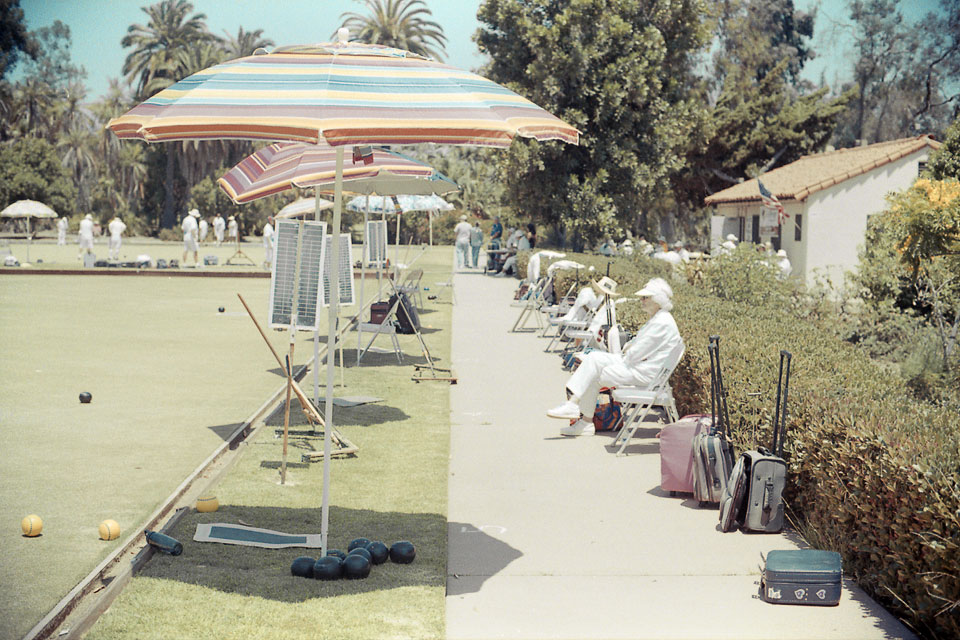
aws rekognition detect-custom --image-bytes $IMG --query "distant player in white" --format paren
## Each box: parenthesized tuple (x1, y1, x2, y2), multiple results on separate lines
(78, 214, 94, 257)
(107, 216, 127, 260)
(57, 216, 68, 246)
(198, 215, 209, 244)
(213, 213, 225, 246)
(227, 216, 238, 242)
(182, 208, 200, 266)
(262, 216, 275, 268)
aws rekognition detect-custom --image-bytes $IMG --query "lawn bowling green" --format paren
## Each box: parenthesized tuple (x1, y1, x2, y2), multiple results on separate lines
(1, 244, 453, 640)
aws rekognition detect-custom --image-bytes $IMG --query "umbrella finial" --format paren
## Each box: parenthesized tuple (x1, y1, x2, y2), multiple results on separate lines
(337, 27, 349, 43)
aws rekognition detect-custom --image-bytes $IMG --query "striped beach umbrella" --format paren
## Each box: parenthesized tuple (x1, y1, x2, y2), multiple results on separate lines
(108, 31, 578, 556)
(218, 141, 458, 204)
(107, 42, 579, 148)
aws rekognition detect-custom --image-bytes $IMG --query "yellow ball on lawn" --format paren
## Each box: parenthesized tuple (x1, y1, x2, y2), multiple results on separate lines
(21, 514, 43, 537)
(196, 496, 219, 513)
(98, 519, 120, 541)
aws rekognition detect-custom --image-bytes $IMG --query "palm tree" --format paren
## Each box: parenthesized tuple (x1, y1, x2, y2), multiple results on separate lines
(57, 120, 98, 210)
(121, 0, 214, 228)
(121, 0, 213, 100)
(223, 27, 274, 59)
(339, 0, 447, 61)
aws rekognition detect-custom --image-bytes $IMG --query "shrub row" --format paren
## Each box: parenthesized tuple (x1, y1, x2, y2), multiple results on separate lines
(519, 249, 959, 638)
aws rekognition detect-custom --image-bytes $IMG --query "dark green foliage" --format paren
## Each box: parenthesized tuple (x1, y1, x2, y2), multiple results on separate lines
(0, 136, 77, 215)
(0, 0, 37, 79)
(476, 0, 711, 247)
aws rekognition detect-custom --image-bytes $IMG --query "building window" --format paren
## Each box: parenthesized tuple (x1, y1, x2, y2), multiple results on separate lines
(918, 161, 927, 176)
(794, 214, 802, 242)
(738, 216, 745, 240)
(751, 215, 760, 242)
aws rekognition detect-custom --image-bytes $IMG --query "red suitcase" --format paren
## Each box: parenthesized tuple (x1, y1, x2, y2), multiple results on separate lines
(660, 414, 713, 495)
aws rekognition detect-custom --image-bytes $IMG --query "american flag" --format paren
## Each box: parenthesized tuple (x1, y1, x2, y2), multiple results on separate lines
(758, 179, 788, 225)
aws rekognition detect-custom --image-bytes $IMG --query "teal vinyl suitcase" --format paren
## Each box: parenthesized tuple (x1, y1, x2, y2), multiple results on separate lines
(761, 550, 842, 606)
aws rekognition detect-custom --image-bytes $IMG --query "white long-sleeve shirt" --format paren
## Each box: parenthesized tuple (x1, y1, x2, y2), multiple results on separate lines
(621, 309, 681, 380)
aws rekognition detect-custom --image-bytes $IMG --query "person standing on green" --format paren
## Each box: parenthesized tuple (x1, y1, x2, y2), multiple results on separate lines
(469, 220, 484, 268)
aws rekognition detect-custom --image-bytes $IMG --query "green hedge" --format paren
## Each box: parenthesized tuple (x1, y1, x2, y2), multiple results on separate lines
(529, 251, 959, 638)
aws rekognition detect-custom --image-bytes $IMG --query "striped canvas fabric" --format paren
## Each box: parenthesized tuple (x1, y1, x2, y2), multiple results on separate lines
(108, 41, 580, 148)
(218, 141, 458, 203)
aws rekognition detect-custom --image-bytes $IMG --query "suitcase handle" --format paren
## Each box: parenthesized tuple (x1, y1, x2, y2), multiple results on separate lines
(772, 350, 792, 457)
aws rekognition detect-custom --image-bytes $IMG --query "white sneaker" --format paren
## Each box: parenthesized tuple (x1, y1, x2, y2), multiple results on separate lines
(560, 419, 595, 437)
(546, 400, 580, 420)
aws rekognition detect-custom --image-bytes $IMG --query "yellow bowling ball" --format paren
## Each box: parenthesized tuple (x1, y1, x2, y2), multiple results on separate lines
(21, 514, 43, 537)
(98, 519, 121, 541)
(196, 496, 219, 513)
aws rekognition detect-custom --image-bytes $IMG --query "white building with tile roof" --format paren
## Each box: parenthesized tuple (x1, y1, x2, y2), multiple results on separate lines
(705, 135, 941, 285)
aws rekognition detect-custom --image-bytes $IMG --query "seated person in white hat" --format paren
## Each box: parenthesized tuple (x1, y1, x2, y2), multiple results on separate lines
(547, 277, 682, 437)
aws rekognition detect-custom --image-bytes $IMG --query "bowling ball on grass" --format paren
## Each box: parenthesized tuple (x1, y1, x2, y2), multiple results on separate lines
(342, 553, 371, 579)
(367, 541, 389, 565)
(290, 556, 315, 578)
(347, 547, 372, 563)
(348, 537, 371, 552)
(79, 392, 92, 404)
(313, 556, 342, 580)
(326, 549, 347, 561)
(390, 541, 416, 564)
(218, 307, 225, 313)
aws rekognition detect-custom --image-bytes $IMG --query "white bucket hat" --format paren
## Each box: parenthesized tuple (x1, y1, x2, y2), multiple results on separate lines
(635, 277, 674, 312)
(593, 276, 618, 297)
(189, 208, 200, 217)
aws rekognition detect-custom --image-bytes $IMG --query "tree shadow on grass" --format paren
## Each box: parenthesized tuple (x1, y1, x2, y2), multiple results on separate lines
(141, 505, 453, 602)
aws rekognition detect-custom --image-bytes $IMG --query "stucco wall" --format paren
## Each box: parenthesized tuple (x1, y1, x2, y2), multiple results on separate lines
(803, 149, 929, 286)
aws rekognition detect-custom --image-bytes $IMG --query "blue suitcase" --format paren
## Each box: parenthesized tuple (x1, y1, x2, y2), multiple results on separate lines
(761, 549, 842, 606)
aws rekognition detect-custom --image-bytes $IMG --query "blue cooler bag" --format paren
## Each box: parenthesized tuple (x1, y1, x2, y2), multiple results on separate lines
(762, 549, 842, 606)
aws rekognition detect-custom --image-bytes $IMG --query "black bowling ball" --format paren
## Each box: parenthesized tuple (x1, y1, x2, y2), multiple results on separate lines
(290, 555, 315, 578)
(390, 541, 416, 564)
(313, 556, 342, 580)
(367, 541, 389, 565)
(218, 306, 225, 313)
(342, 553, 371, 579)
(348, 537, 371, 552)
(79, 392, 92, 404)
(348, 547, 372, 563)
(326, 548, 347, 561)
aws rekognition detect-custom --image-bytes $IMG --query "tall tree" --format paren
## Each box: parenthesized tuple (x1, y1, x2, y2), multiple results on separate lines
(121, 0, 214, 228)
(339, 0, 448, 60)
(0, 0, 37, 79)
(927, 117, 960, 180)
(477, 0, 710, 248)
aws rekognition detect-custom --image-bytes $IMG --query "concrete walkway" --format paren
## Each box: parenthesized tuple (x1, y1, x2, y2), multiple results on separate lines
(447, 269, 914, 640)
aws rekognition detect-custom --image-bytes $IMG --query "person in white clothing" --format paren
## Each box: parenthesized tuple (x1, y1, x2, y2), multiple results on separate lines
(262, 216, 275, 268)
(57, 216, 68, 246)
(198, 216, 209, 244)
(227, 216, 238, 241)
(718, 233, 738, 254)
(78, 214, 94, 257)
(107, 216, 127, 260)
(213, 213, 226, 246)
(453, 214, 472, 269)
(547, 278, 682, 436)
(776, 249, 792, 278)
(182, 209, 200, 266)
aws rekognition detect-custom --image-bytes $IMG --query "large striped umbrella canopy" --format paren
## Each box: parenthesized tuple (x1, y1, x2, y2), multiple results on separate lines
(107, 42, 579, 148)
(218, 141, 458, 204)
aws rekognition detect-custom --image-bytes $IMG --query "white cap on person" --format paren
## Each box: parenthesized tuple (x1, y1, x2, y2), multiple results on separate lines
(635, 277, 674, 312)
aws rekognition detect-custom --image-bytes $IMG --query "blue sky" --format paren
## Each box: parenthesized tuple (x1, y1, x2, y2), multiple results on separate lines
(18, 0, 940, 101)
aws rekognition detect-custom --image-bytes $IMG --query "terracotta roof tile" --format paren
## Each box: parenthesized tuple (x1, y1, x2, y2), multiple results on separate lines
(704, 135, 941, 205)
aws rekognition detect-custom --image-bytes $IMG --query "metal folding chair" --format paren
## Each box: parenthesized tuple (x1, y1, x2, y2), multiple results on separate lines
(610, 340, 685, 456)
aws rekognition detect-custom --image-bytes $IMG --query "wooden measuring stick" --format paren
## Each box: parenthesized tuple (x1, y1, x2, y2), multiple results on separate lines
(281, 354, 292, 484)
(237, 293, 326, 427)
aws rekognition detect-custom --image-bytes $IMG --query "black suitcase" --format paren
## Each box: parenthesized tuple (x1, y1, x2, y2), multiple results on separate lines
(389, 292, 420, 334)
(761, 549, 842, 606)
(692, 336, 736, 506)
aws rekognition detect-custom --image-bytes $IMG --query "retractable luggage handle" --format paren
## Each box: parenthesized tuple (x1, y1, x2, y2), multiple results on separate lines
(772, 350, 792, 458)
(708, 335, 731, 437)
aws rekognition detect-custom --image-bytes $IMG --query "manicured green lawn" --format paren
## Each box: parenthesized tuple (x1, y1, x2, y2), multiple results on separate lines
(1, 244, 455, 640)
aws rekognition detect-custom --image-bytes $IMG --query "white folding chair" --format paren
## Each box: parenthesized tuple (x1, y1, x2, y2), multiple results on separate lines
(397, 268, 424, 309)
(510, 276, 551, 332)
(356, 296, 404, 364)
(610, 340, 685, 456)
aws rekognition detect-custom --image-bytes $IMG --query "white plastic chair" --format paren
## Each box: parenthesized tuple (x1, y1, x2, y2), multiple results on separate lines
(357, 296, 404, 364)
(610, 340, 685, 456)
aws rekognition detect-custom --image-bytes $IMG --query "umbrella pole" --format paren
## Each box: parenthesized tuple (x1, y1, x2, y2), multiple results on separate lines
(313, 189, 323, 407)
(26, 217, 31, 263)
(429, 210, 433, 247)
(395, 211, 401, 274)
(379, 210, 385, 298)
(358, 206, 368, 363)
(321, 146, 345, 556)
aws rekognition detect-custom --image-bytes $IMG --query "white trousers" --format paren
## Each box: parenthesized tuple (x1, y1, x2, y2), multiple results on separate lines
(566, 350, 653, 418)
(108, 235, 122, 259)
(455, 238, 469, 268)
